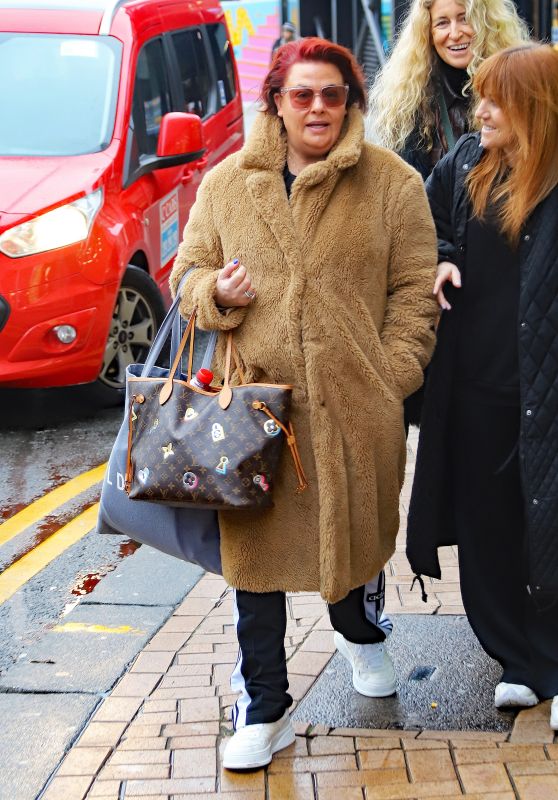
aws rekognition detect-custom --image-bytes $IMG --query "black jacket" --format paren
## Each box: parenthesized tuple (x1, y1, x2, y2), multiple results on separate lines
(399, 69, 469, 426)
(399, 70, 470, 182)
(407, 133, 558, 602)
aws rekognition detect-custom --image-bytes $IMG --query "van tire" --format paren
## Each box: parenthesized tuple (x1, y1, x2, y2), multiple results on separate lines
(95, 266, 166, 402)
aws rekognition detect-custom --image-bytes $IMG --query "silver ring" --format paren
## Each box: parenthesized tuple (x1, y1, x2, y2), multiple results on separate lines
(244, 290, 256, 300)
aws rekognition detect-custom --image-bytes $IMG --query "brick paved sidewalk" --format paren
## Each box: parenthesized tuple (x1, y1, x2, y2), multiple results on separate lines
(42, 431, 558, 800)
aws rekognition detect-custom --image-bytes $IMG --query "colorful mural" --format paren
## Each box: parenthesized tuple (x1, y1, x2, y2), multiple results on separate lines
(380, 0, 393, 48)
(287, 0, 300, 29)
(223, 1, 281, 102)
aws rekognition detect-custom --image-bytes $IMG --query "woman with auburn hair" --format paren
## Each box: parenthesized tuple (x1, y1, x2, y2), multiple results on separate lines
(368, 0, 528, 431)
(170, 37, 438, 768)
(407, 43, 558, 730)
(367, 0, 529, 180)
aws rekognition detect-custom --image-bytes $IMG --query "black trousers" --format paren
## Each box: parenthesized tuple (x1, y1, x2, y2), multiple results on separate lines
(231, 573, 390, 728)
(451, 392, 558, 699)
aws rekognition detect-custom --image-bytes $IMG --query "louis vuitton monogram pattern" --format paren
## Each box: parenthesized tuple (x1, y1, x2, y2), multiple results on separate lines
(126, 379, 292, 510)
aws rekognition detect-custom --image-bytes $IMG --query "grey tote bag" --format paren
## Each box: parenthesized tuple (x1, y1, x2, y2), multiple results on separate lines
(97, 270, 222, 575)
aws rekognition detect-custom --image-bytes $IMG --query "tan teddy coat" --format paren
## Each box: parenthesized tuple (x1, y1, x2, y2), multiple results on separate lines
(170, 108, 438, 603)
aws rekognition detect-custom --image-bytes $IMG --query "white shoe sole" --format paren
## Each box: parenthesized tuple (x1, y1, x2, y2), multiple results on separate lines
(494, 683, 538, 709)
(551, 700, 558, 731)
(222, 722, 295, 770)
(335, 633, 396, 698)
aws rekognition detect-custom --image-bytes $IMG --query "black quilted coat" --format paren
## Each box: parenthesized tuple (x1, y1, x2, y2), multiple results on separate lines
(407, 133, 558, 602)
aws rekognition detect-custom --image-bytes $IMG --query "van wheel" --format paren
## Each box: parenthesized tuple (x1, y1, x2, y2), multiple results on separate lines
(97, 266, 166, 397)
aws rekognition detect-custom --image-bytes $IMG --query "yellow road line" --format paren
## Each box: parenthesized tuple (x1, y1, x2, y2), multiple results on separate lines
(53, 622, 145, 635)
(0, 464, 106, 547)
(0, 503, 99, 605)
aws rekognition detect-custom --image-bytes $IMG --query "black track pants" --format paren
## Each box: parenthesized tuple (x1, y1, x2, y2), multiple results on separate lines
(451, 394, 558, 699)
(231, 573, 391, 728)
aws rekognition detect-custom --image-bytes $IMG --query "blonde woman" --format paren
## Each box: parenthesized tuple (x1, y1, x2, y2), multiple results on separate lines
(407, 44, 558, 730)
(367, 0, 529, 179)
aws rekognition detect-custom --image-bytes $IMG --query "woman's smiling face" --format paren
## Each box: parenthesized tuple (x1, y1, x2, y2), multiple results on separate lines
(430, 0, 474, 69)
(475, 95, 515, 160)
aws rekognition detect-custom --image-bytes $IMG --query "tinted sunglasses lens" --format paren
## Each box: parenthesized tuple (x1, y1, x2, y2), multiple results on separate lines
(289, 89, 314, 108)
(322, 86, 347, 107)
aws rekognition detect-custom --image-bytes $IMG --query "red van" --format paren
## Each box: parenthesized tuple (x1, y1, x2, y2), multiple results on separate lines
(0, 0, 243, 395)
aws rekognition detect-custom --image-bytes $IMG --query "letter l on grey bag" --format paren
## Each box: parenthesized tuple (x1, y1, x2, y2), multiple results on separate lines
(96, 270, 222, 574)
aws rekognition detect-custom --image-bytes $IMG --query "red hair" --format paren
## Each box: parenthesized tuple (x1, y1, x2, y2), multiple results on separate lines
(467, 43, 558, 244)
(260, 37, 367, 114)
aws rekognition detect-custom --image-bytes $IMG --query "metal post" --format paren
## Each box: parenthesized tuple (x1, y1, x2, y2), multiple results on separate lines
(331, 0, 338, 42)
(360, 0, 386, 65)
(352, 0, 358, 51)
(314, 15, 326, 38)
(355, 18, 368, 58)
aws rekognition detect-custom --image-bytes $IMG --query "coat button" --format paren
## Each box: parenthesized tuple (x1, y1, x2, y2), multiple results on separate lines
(520, 321, 527, 328)
(526, 409, 532, 416)
(463, 163, 469, 170)
(532, 498, 539, 505)
(524, 234, 530, 241)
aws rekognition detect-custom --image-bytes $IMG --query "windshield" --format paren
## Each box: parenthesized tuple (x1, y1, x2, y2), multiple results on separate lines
(0, 34, 122, 156)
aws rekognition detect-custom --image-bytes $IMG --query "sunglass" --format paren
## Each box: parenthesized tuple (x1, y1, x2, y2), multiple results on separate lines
(279, 84, 349, 109)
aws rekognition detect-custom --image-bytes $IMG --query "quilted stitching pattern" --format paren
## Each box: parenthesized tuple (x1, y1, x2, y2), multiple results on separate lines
(518, 189, 558, 591)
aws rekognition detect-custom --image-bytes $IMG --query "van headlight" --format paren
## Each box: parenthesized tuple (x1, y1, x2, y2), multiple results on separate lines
(0, 188, 103, 258)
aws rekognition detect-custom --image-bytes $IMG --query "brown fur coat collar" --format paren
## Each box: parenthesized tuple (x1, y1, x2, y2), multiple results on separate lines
(238, 107, 363, 179)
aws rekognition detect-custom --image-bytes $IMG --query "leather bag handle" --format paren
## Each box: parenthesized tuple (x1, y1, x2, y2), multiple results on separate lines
(159, 308, 197, 404)
(141, 268, 217, 379)
(160, 311, 246, 408)
(140, 273, 190, 376)
(218, 333, 248, 409)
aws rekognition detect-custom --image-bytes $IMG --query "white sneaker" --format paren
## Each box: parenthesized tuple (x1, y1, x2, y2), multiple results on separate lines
(551, 696, 558, 731)
(494, 682, 538, 708)
(334, 632, 396, 697)
(222, 710, 295, 770)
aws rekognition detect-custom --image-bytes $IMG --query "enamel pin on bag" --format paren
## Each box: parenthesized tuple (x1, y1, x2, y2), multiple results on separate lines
(125, 306, 308, 510)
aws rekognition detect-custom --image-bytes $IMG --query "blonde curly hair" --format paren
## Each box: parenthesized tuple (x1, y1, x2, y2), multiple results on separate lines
(366, 0, 529, 152)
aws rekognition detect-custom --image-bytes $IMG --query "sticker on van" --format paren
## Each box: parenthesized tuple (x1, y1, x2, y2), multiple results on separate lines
(160, 190, 179, 265)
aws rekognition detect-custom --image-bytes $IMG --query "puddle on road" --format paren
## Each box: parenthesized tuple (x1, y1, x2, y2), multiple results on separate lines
(71, 539, 142, 596)
(1, 498, 142, 603)
(1, 498, 141, 576)
(1, 502, 27, 521)
(0, 504, 96, 572)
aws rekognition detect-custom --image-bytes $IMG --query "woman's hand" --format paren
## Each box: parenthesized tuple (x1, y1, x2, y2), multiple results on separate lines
(215, 259, 256, 308)
(433, 261, 461, 310)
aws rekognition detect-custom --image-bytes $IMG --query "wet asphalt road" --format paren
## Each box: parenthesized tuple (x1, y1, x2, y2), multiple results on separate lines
(0, 385, 122, 676)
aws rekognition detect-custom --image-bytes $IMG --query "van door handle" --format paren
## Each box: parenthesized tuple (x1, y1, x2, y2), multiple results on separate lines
(196, 156, 209, 172)
(181, 168, 194, 184)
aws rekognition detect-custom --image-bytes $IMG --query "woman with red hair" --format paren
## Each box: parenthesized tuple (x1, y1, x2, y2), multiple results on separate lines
(171, 38, 438, 768)
(408, 43, 558, 730)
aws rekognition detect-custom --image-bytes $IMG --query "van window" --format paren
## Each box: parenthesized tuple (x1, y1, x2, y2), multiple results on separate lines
(206, 23, 237, 106)
(171, 29, 211, 117)
(0, 33, 121, 156)
(129, 38, 172, 174)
